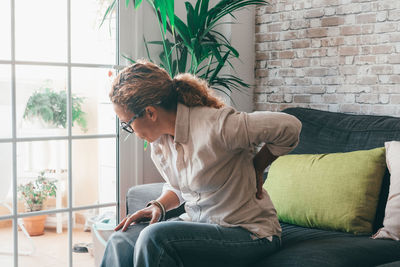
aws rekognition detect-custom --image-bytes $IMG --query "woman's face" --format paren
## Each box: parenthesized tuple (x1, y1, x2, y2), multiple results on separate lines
(113, 103, 162, 143)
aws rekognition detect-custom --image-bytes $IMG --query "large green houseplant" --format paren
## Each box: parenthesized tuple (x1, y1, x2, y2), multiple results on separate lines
(23, 87, 88, 132)
(102, 0, 267, 95)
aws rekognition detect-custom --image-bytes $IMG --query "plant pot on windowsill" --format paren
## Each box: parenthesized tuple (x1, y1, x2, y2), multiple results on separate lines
(18, 171, 57, 236)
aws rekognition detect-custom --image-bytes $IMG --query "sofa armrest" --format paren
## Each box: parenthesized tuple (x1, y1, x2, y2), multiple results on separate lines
(126, 183, 185, 220)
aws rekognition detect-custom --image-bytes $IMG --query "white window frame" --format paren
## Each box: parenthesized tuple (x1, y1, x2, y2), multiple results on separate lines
(0, 0, 146, 266)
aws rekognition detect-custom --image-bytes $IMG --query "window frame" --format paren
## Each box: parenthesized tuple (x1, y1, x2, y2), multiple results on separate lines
(0, 0, 143, 266)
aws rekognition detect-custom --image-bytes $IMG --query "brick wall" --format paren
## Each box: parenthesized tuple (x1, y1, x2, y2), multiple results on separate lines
(254, 0, 400, 116)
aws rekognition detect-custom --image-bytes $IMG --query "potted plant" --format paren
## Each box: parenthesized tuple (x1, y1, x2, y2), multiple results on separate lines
(17, 171, 58, 236)
(23, 87, 88, 132)
(102, 0, 268, 96)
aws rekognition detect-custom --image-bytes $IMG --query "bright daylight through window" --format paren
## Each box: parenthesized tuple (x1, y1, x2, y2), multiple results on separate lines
(0, 0, 119, 266)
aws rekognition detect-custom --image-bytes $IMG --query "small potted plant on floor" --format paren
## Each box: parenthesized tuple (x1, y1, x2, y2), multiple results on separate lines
(17, 171, 58, 236)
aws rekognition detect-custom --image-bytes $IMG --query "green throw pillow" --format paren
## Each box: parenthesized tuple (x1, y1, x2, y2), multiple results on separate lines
(264, 147, 386, 234)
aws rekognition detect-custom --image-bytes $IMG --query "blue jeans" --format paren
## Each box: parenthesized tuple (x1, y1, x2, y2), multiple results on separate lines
(101, 220, 281, 267)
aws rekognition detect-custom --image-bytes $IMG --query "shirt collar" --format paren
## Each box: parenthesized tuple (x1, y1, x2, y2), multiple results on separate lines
(174, 103, 189, 144)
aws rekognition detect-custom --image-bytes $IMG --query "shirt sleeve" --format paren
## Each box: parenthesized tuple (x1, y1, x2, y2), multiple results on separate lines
(220, 108, 302, 156)
(162, 182, 185, 206)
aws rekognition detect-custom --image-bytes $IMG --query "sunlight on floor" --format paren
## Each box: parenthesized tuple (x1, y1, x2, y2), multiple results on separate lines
(0, 225, 96, 267)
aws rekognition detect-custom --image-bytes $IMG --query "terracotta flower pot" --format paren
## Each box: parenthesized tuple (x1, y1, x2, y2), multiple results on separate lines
(23, 215, 47, 236)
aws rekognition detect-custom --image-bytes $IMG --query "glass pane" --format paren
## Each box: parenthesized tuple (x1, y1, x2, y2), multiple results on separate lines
(18, 212, 68, 267)
(16, 65, 68, 137)
(71, 67, 116, 135)
(0, 220, 13, 266)
(15, 0, 67, 62)
(0, 65, 12, 138)
(71, 0, 116, 64)
(72, 138, 116, 207)
(0, 1, 11, 60)
(0, 143, 13, 214)
(17, 141, 68, 213)
(73, 207, 116, 267)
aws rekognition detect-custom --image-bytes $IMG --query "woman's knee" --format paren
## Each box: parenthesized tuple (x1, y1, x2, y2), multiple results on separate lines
(134, 222, 182, 266)
(136, 222, 166, 247)
(107, 230, 136, 250)
(101, 231, 136, 267)
(135, 222, 183, 254)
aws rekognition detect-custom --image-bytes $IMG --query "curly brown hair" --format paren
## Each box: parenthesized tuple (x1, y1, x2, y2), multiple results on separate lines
(109, 60, 224, 115)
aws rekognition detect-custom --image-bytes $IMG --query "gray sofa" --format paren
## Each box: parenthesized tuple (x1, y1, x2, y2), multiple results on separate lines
(126, 107, 400, 267)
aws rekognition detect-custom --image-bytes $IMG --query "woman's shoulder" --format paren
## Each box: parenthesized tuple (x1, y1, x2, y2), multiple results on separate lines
(189, 104, 237, 120)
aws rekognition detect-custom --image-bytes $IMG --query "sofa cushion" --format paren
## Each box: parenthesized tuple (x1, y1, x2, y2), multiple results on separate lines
(282, 108, 400, 233)
(282, 108, 400, 155)
(373, 141, 400, 241)
(254, 222, 400, 267)
(264, 147, 386, 234)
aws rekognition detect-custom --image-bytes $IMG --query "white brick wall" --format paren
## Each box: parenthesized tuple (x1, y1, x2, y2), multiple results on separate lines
(254, 0, 400, 116)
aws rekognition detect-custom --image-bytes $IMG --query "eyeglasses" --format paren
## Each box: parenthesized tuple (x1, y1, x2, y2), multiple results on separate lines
(120, 110, 144, 134)
(120, 101, 162, 134)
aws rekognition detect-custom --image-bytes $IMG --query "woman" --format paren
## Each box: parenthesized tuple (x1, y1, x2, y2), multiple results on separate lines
(101, 60, 302, 267)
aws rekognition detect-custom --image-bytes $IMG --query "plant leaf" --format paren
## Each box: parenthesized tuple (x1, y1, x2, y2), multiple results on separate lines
(178, 47, 188, 74)
(174, 16, 192, 48)
(134, 0, 143, 9)
(100, 0, 116, 28)
(165, 0, 174, 31)
(146, 41, 165, 45)
(199, 0, 210, 29)
(154, 0, 168, 33)
(209, 50, 230, 83)
(122, 54, 137, 64)
(143, 37, 154, 63)
(185, 2, 196, 37)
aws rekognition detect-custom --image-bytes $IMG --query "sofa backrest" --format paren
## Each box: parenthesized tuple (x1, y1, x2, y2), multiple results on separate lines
(282, 107, 400, 233)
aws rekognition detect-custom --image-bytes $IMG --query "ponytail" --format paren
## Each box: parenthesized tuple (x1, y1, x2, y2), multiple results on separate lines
(173, 73, 225, 109)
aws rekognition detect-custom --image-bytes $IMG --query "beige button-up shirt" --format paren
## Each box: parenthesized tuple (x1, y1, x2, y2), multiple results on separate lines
(151, 103, 302, 238)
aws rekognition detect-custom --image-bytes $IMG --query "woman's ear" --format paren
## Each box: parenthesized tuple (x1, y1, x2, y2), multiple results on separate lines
(145, 106, 157, 122)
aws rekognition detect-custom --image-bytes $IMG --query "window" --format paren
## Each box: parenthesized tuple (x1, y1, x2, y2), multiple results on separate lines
(0, 0, 126, 266)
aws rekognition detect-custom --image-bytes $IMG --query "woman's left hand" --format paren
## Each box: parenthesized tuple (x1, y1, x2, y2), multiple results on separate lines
(254, 169, 264, 199)
(253, 144, 278, 199)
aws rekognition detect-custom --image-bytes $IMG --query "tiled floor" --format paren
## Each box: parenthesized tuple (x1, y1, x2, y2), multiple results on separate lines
(0, 226, 96, 267)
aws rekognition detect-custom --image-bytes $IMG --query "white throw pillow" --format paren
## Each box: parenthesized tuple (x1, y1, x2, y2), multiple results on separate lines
(372, 141, 400, 241)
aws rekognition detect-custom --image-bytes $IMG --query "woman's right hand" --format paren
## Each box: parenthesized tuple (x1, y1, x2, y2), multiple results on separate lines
(114, 204, 162, 232)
